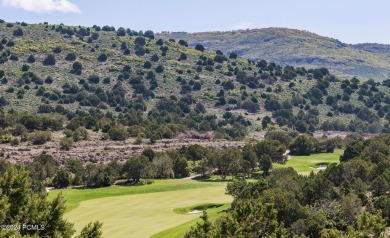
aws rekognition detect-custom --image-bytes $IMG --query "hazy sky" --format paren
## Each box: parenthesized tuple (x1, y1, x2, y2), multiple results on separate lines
(0, 0, 389, 44)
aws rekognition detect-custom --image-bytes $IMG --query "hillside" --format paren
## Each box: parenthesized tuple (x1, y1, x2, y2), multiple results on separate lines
(157, 28, 390, 81)
(0, 20, 389, 151)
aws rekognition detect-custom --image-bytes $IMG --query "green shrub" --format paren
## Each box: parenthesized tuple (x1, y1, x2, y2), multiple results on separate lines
(27, 55, 36, 63)
(178, 40, 188, 47)
(91, 32, 99, 40)
(155, 65, 164, 73)
(13, 124, 27, 136)
(44, 76, 53, 84)
(21, 64, 29, 71)
(103, 77, 110, 84)
(88, 74, 100, 84)
(72, 127, 88, 141)
(143, 61, 152, 69)
(10, 138, 19, 146)
(65, 52, 76, 61)
(229, 52, 238, 59)
(0, 133, 12, 143)
(135, 46, 145, 56)
(179, 53, 187, 61)
(43, 54, 56, 65)
(72, 61, 83, 74)
(9, 55, 18, 61)
(13, 28, 23, 37)
(0, 96, 7, 106)
(97, 53, 107, 62)
(53, 169, 71, 188)
(108, 127, 128, 141)
(60, 137, 73, 150)
(28, 131, 52, 145)
(135, 36, 146, 46)
(117, 27, 126, 36)
(143, 30, 155, 39)
(53, 47, 62, 53)
(195, 44, 204, 51)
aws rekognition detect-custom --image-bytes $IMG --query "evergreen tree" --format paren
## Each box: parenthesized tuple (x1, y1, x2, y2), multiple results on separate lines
(0, 165, 78, 237)
(43, 54, 56, 65)
(76, 221, 103, 238)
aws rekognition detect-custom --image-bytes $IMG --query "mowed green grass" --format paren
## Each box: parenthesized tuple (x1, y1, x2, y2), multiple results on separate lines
(152, 203, 230, 238)
(48, 179, 226, 212)
(273, 150, 343, 175)
(64, 185, 232, 238)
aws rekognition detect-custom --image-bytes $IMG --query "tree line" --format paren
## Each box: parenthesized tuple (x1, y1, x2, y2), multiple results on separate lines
(1, 131, 343, 191)
(185, 134, 390, 237)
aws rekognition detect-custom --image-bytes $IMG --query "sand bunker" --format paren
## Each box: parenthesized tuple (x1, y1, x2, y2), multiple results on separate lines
(187, 210, 203, 214)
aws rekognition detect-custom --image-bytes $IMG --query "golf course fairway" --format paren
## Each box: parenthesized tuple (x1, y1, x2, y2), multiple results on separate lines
(64, 185, 232, 238)
(273, 150, 343, 175)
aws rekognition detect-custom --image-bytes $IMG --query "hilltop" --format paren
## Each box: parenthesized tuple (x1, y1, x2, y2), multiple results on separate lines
(0, 20, 389, 156)
(157, 28, 390, 81)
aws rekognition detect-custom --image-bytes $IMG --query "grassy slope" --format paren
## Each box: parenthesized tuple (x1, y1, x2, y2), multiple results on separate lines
(273, 150, 343, 175)
(157, 28, 390, 81)
(48, 179, 226, 212)
(63, 185, 231, 238)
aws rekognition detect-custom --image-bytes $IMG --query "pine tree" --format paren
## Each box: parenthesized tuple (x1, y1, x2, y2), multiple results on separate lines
(77, 221, 103, 238)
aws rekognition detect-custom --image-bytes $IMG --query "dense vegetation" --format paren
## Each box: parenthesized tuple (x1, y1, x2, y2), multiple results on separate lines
(11, 131, 342, 191)
(0, 161, 103, 237)
(1, 128, 389, 237)
(0, 20, 389, 146)
(157, 28, 390, 81)
(185, 134, 390, 237)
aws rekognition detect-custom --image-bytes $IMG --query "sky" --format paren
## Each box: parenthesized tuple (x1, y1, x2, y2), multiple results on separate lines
(0, 0, 389, 44)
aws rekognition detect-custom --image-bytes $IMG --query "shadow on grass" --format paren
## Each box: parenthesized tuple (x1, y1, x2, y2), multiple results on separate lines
(72, 180, 153, 189)
(115, 180, 154, 187)
(72, 185, 101, 190)
(191, 175, 251, 183)
(191, 176, 233, 183)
